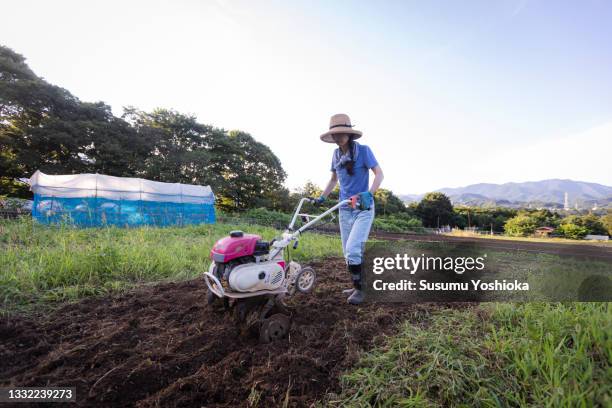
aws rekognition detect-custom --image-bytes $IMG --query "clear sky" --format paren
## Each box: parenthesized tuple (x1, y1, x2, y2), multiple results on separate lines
(2, 0, 611, 194)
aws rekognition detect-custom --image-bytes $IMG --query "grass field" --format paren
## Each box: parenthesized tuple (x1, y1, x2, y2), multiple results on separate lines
(332, 302, 611, 407)
(0, 218, 342, 308)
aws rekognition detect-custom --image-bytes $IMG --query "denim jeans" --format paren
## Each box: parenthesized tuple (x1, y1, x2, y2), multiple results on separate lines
(339, 203, 375, 265)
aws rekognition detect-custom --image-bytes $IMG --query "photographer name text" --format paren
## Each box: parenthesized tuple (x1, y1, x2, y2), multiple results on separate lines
(372, 279, 529, 291)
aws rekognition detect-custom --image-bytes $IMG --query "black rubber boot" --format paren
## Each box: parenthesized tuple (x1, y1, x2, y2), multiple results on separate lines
(347, 264, 364, 305)
(342, 263, 355, 295)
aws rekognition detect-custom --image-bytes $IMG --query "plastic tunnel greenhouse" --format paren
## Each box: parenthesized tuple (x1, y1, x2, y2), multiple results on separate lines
(29, 171, 215, 227)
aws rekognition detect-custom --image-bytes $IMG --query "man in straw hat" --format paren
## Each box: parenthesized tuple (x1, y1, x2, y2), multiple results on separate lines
(314, 113, 384, 305)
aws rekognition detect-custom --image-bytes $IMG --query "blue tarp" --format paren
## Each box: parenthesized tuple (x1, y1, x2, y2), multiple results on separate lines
(30, 171, 215, 227)
(32, 196, 216, 227)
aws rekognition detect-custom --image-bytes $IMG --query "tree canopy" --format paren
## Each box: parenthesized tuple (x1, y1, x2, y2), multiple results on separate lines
(1, 46, 149, 196)
(0, 45, 286, 210)
(374, 188, 407, 215)
(416, 192, 454, 227)
(504, 215, 539, 237)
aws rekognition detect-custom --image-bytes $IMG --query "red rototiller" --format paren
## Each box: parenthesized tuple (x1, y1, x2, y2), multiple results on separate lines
(204, 196, 360, 342)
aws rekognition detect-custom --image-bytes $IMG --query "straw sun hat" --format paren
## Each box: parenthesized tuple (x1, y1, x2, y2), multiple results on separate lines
(320, 113, 363, 143)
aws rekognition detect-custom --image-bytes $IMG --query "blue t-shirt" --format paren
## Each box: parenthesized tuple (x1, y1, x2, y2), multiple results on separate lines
(331, 143, 379, 200)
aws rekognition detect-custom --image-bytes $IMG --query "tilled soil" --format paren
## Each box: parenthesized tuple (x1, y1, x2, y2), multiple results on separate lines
(1, 258, 467, 407)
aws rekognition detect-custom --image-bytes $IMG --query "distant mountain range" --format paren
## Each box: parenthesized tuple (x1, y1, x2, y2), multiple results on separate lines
(400, 179, 612, 209)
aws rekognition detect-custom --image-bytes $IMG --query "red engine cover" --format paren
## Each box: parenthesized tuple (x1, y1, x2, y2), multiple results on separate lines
(210, 233, 262, 263)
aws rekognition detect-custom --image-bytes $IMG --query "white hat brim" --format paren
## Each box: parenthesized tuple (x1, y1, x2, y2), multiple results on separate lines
(320, 127, 363, 143)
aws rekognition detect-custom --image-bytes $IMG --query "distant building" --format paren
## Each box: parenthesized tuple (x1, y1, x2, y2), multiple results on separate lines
(564, 192, 569, 210)
(534, 226, 555, 237)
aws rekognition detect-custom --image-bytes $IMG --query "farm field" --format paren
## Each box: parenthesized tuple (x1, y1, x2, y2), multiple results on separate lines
(1, 220, 611, 406)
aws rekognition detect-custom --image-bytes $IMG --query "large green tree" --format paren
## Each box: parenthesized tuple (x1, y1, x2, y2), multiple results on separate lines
(0, 45, 151, 197)
(122, 107, 213, 184)
(374, 188, 407, 216)
(416, 192, 454, 227)
(1, 46, 287, 211)
(556, 223, 589, 240)
(124, 108, 286, 210)
(526, 209, 562, 228)
(219, 130, 286, 210)
(561, 214, 607, 236)
(504, 215, 538, 237)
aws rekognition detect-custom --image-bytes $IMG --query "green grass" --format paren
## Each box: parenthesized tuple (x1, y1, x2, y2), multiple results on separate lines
(0, 218, 342, 308)
(329, 302, 611, 407)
